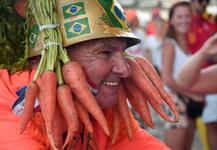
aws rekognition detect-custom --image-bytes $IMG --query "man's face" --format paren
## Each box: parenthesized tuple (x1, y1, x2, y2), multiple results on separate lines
(67, 38, 131, 108)
(191, 0, 209, 14)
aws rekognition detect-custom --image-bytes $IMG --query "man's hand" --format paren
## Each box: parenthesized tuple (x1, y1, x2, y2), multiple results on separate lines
(201, 33, 217, 57)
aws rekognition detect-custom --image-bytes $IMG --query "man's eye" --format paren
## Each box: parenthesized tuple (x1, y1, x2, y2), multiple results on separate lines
(101, 50, 112, 56)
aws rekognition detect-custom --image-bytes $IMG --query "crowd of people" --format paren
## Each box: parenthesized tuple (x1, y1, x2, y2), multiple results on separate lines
(0, 0, 216, 150)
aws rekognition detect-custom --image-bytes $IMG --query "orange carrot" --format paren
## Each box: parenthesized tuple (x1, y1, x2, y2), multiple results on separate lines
(117, 83, 133, 140)
(39, 71, 57, 149)
(20, 81, 39, 134)
(57, 84, 79, 149)
(62, 61, 109, 136)
(135, 56, 178, 122)
(124, 80, 155, 128)
(126, 57, 162, 105)
(147, 96, 174, 122)
(74, 98, 94, 133)
(135, 56, 164, 88)
(155, 91, 178, 122)
(52, 105, 66, 149)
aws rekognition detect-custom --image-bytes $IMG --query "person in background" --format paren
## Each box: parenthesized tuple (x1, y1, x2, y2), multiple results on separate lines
(144, 8, 167, 74)
(177, 34, 217, 150)
(177, 33, 217, 94)
(187, 1, 217, 149)
(161, 2, 204, 150)
(187, 0, 217, 55)
(125, 9, 146, 58)
(0, 0, 173, 149)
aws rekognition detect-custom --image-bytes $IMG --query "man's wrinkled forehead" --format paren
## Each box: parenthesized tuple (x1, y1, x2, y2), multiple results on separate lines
(81, 38, 127, 48)
(90, 38, 128, 51)
(191, 0, 210, 3)
(68, 37, 127, 51)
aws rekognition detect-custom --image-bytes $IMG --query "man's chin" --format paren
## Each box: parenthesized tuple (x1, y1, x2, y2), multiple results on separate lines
(96, 96, 117, 109)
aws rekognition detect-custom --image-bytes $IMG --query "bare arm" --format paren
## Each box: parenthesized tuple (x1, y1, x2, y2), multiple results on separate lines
(177, 49, 208, 88)
(161, 40, 186, 94)
(187, 65, 217, 94)
(177, 34, 217, 94)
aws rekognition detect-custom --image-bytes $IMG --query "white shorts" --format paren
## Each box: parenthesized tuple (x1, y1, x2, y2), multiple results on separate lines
(202, 94, 217, 123)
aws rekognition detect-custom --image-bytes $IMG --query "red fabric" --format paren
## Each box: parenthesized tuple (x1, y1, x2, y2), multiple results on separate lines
(187, 14, 217, 54)
(146, 21, 156, 35)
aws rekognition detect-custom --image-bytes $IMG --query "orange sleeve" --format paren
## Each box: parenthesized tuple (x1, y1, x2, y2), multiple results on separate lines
(107, 128, 170, 150)
(0, 69, 46, 150)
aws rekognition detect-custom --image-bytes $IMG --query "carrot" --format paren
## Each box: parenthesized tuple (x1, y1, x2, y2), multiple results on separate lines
(110, 107, 121, 145)
(20, 81, 39, 134)
(135, 56, 178, 122)
(74, 98, 94, 133)
(126, 57, 162, 105)
(52, 105, 66, 149)
(39, 71, 57, 149)
(155, 91, 179, 122)
(62, 61, 109, 136)
(147, 96, 174, 122)
(124, 80, 155, 128)
(57, 84, 79, 149)
(117, 83, 133, 140)
(135, 56, 164, 88)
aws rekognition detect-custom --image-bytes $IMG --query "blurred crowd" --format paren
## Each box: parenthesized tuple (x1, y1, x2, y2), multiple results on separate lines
(125, 0, 217, 150)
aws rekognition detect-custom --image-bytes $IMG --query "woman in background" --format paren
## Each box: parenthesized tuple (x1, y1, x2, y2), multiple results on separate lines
(161, 2, 203, 150)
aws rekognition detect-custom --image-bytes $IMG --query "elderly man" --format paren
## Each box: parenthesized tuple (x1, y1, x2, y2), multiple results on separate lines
(0, 0, 175, 149)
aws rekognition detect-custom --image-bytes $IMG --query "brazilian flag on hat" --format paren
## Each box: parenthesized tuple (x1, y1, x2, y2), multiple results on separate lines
(1, 0, 140, 72)
(28, 0, 140, 58)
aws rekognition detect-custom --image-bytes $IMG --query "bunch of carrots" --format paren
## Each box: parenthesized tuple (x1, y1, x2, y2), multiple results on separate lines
(21, 0, 109, 149)
(19, 0, 178, 150)
(108, 56, 179, 143)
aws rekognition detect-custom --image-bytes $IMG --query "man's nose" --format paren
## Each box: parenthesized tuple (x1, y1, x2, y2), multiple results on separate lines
(112, 53, 131, 78)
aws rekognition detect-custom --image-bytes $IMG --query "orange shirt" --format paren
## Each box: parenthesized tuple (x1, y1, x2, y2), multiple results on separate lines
(0, 69, 46, 150)
(0, 69, 170, 150)
(106, 128, 170, 150)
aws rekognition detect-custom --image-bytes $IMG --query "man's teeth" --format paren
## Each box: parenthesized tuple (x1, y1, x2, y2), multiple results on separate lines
(103, 81, 119, 86)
